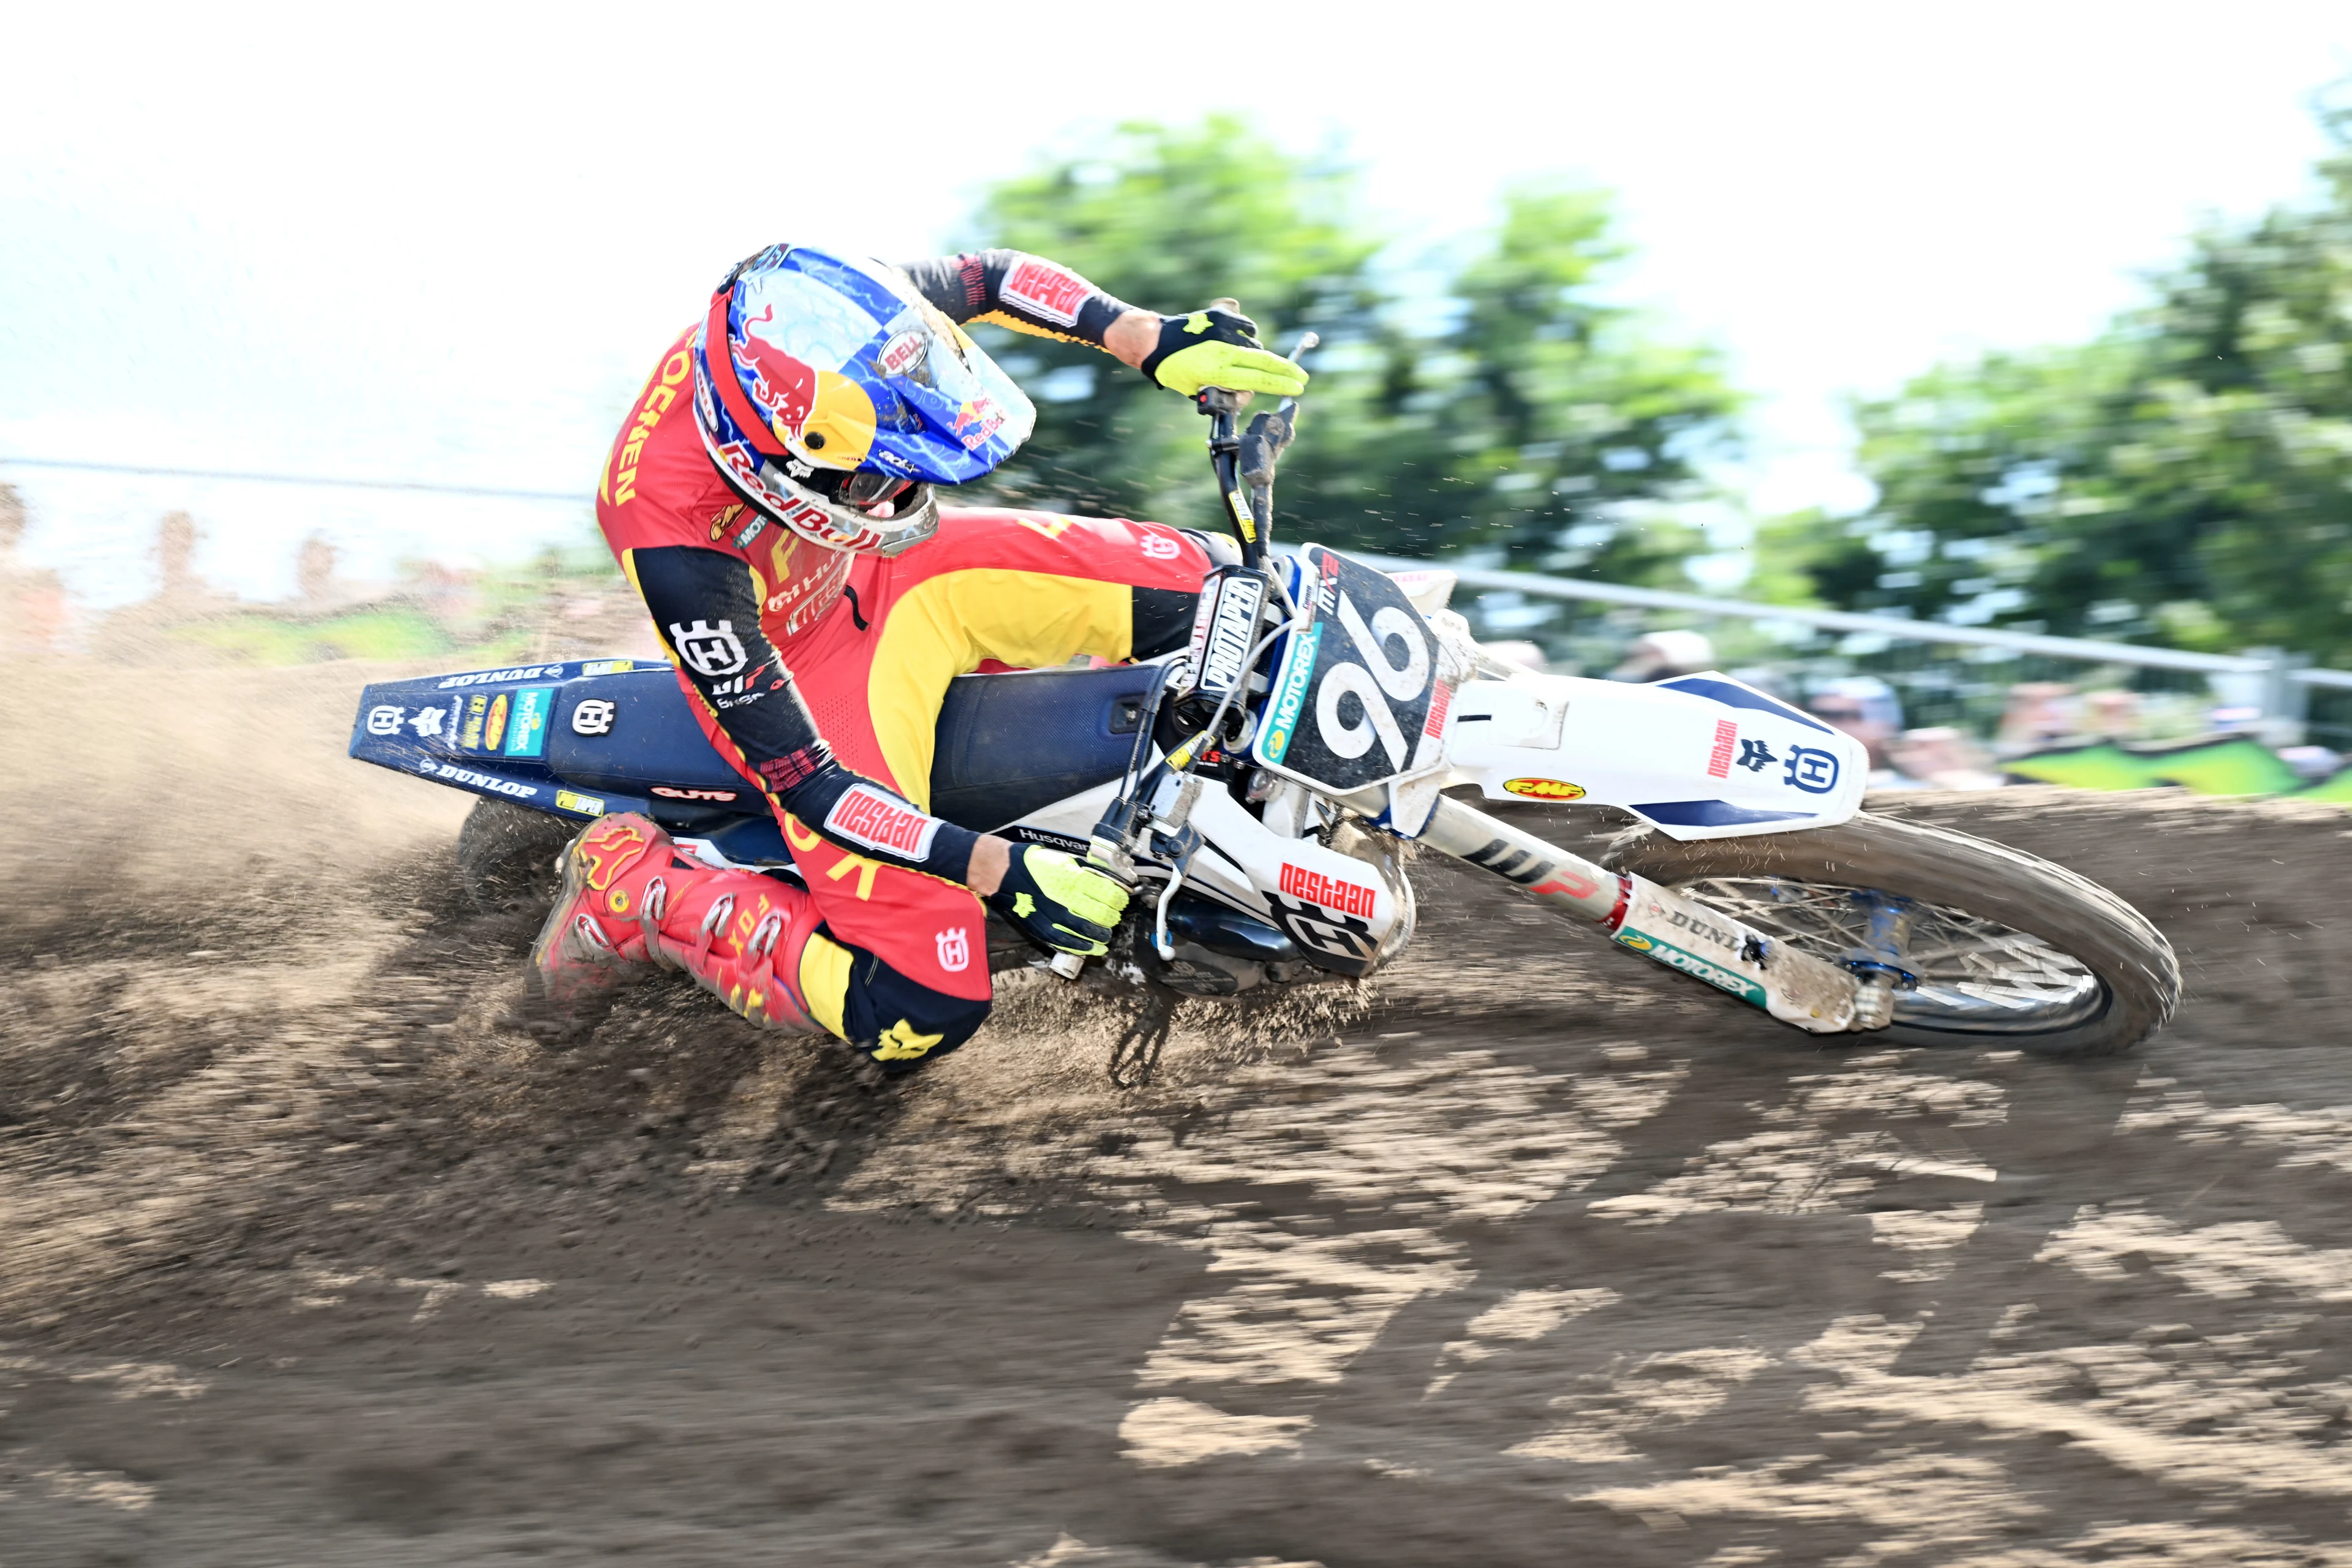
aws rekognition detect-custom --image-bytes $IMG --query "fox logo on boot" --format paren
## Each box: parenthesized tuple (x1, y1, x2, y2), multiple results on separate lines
(582, 817, 657, 892)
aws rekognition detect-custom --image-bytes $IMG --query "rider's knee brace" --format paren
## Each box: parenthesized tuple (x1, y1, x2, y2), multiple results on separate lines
(833, 947, 992, 1071)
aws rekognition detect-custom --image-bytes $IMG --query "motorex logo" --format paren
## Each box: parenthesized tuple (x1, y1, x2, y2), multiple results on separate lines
(1257, 625, 1321, 764)
(1613, 929, 1766, 1008)
(502, 687, 556, 759)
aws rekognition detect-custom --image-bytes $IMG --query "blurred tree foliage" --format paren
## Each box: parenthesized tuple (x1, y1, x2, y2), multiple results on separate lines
(1777, 86, 2352, 662)
(962, 117, 1740, 584)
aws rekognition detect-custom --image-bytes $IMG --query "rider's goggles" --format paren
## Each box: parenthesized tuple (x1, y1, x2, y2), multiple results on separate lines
(803, 467, 925, 516)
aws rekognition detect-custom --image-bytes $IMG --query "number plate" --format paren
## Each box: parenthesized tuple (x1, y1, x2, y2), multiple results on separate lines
(1252, 546, 1446, 793)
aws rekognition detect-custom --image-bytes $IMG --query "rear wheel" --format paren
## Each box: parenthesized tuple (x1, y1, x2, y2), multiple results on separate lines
(1600, 812, 2179, 1057)
(456, 799, 576, 913)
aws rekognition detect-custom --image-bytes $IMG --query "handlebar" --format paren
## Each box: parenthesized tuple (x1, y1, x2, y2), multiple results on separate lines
(1193, 315, 1317, 569)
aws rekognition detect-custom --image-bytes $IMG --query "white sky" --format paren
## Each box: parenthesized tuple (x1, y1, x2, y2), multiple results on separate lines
(5, 1, 2348, 608)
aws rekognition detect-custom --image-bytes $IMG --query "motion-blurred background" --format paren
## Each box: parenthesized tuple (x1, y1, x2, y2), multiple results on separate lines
(8, 2, 2352, 793)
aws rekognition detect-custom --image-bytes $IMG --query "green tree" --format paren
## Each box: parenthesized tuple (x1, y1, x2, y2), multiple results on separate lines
(1782, 86, 2352, 662)
(965, 116, 1381, 523)
(963, 119, 1741, 584)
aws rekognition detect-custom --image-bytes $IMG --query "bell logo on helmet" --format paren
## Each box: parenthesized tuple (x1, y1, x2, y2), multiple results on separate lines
(877, 330, 927, 377)
(668, 619, 748, 678)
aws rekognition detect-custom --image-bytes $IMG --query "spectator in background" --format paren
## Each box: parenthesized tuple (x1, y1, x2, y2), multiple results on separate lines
(2083, 688, 2143, 741)
(296, 533, 339, 609)
(0, 481, 67, 654)
(1611, 628, 1715, 682)
(1996, 682, 2078, 755)
(1887, 727, 2007, 790)
(1806, 676, 1905, 774)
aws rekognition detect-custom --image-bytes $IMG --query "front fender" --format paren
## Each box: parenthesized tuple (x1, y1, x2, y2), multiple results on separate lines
(1444, 670, 1869, 839)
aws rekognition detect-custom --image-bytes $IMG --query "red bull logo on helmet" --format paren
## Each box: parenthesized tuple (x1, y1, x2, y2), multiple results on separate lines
(731, 306, 879, 467)
(732, 306, 819, 438)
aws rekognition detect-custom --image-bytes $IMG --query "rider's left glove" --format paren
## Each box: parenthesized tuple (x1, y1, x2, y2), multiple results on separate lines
(1138, 306, 1309, 399)
(987, 845, 1131, 957)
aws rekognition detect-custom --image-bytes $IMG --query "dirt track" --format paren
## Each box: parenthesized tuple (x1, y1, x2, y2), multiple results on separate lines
(7, 663, 2352, 1566)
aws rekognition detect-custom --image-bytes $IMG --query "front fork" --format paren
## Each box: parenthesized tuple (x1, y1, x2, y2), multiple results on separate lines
(1419, 795, 1878, 1035)
(1846, 892, 1918, 1030)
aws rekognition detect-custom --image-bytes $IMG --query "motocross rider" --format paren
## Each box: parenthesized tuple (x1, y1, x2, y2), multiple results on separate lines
(539, 244, 1306, 1068)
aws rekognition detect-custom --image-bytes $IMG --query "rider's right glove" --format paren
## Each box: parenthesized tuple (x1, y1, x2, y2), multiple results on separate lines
(1137, 306, 1309, 399)
(987, 845, 1131, 957)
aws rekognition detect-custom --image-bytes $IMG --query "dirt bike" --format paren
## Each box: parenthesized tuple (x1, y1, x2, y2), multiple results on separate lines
(349, 337, 2179, 1060)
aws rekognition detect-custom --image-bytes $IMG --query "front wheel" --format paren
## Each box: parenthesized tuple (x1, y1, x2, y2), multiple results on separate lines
(1601, 812, 2180, 1057)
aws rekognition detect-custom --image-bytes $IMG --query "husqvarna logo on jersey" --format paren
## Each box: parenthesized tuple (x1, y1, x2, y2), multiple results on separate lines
(936, 927, 970, 973)
(668, 619, 748, 677)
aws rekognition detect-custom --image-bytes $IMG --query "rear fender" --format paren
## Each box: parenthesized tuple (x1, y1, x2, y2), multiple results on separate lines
(349, 658, 648, 824)
(1446, 670, 1868, 840)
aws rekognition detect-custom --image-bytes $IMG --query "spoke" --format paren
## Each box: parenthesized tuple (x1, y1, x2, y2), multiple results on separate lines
(1667, 875, 2104, 1032)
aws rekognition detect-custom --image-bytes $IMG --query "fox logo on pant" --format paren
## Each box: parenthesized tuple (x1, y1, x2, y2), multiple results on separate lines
(873, 1020, 944, 1061)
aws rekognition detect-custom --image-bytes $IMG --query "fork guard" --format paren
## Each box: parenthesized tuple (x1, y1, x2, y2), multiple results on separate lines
(1421, 795, 1861, 1033)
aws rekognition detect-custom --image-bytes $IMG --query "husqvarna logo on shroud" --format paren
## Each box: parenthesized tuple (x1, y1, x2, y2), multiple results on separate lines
(1784, 746, 1842, 793)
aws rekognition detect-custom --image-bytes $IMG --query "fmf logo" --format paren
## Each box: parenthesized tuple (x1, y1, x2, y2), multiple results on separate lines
(823, 785, 940, 861)
(1706, 718, 1738, 779)
(1502, 777, 1585, 801)
(1278, 862, 1379, 919)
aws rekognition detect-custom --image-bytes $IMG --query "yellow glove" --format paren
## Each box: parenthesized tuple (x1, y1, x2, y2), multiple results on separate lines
(986, 845, 1130, 956)
(1139, 305, 1308, 399)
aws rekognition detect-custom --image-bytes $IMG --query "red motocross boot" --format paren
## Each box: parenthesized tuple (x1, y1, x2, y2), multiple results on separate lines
(534, 813, 832, 1034)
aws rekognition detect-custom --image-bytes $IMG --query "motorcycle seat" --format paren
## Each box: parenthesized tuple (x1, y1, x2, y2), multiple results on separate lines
(541, 662, 1156, 833)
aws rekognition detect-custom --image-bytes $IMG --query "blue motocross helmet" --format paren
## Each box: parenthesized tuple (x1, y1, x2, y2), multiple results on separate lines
(691, 243, 1037, 555)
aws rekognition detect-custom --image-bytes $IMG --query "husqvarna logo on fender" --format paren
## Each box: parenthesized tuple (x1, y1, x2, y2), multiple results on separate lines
(1784, 746, 1842, 794)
